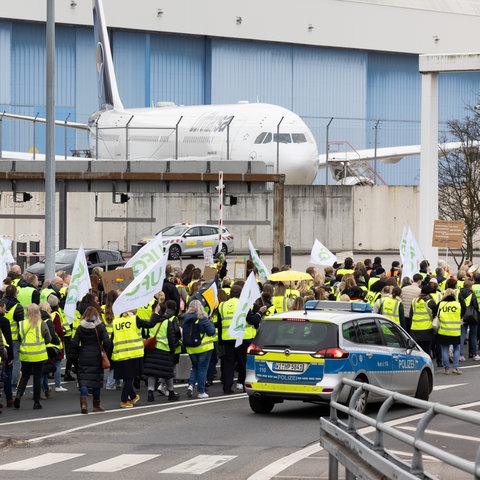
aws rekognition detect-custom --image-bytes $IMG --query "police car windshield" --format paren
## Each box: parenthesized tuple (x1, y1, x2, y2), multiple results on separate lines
(256, 320, 338, 352)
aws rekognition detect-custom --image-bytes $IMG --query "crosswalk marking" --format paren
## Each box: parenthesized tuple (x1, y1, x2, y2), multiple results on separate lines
(73, 454, 160, 472)
(0, 453, 85, 471)
(160, 454, 236, 474)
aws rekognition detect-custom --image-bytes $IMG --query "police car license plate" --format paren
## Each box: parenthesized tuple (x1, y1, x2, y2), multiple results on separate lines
(273, 362, 305, 373)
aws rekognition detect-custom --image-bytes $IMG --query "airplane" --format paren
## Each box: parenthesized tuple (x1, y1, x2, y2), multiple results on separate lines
(1, 0, 320, 186)
(0, 0, 466, 187)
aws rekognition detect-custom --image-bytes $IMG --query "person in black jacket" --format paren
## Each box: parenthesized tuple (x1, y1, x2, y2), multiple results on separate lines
(137, 302, 179, 402)
(71, 306, 111, 414)
(0, 299, 13, 407)
(3, 285, 24, 392)
(458, 279, 480, 361)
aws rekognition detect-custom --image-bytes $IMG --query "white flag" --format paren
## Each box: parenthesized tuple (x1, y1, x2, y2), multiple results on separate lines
(401, 226, 423, 280)
(113, 252, 168, 316)
(228, 271, 261, 348)
(125, 233, 164, 277)
(248, 239, 269, 283)
(0, 237, 14, 264)
(64, 245, 92, 323)
(0, 237, 10, 284)
(310, 239, 337, 266)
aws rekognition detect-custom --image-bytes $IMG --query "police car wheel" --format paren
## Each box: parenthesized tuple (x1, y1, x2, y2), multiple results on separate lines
(249, 396, 275, 414)
(221, 243, 228, 255)
(347, 377, 369, 414)
(414, 370, 430, 401)
(168, 245, 181, 260)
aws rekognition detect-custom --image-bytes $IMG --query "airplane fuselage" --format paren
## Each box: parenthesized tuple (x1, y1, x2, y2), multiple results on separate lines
(88, 102, 319, 185)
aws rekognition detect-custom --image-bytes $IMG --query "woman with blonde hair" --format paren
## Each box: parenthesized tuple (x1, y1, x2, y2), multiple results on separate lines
(14, 303, 52, 410)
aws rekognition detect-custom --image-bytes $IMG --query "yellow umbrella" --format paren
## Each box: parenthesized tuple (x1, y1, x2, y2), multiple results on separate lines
(268, 270, 313, 282)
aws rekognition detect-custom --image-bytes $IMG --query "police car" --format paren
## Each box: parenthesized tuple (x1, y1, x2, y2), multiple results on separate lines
(138, 223, 234, 259)
(245, 301, 434, 414)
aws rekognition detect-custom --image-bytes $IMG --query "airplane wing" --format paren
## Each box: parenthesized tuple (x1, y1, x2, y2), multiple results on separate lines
(1, 112, 89, 131)
(317, 141, 479, 185)
(318, 145, 421, 166)
(318, 141, 478, 166)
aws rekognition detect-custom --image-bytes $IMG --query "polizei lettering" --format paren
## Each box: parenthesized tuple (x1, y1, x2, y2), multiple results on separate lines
(190, 113, 234, 133)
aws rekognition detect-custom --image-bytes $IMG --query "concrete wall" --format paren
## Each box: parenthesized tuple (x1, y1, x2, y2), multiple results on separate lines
(0, 186, 419, 256)
(2, 1, 480, 56)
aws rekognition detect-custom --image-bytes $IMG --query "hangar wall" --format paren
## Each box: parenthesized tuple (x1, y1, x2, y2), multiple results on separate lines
(0, 186, 418, 257)
(1, 19, 480, 187)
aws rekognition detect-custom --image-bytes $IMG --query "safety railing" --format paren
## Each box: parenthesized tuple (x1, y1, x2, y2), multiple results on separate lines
(320, 378, 480, 479)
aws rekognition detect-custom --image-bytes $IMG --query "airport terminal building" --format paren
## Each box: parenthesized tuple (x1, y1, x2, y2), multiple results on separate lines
(1, 0, 480, 186)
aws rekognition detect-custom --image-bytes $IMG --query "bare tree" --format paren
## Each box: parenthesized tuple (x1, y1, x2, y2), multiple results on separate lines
(438, 110, 480, 268)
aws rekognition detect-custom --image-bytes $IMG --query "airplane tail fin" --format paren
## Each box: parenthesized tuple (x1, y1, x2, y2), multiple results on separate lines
(92, 0, 124, 111)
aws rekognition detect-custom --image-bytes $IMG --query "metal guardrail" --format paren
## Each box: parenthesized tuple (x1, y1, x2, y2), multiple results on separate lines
(320, 378, 480, 480)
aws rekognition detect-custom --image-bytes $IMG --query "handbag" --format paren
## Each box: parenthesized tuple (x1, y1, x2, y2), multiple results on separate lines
(95, 327, 111, 369)
(144, 322, 162, 351)
(464, 305, 479, 325)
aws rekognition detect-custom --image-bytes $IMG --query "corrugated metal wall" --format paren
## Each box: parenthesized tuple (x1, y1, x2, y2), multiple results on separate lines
(149, 34, 206, 106)
(1, 19, 480, 185)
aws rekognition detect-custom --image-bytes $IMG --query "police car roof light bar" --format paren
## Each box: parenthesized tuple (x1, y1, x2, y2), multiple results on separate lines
(304, 300, 373, 313)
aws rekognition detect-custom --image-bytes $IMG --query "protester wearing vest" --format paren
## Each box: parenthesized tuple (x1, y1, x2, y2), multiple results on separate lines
(428, 278, 443, 303)
(373, 286, 405, 329)
(45, 296, 68, 393)
(458, 280, 480, 362)
(7, 264, 22, 286)
(138, 302, 180, 402)
(184, 299, 216, 399)
(111, 311, 144, 408)
(0, 328, 7, 414)
(102, 289, 122, 391)
(71, 306, 111, 414)
(219, 281, 260, 393)
(410, 286, 438, 358)
(14, 303, 52, 410)
(3, 284, 24, 391)
(17, 273, 41, 306)
(218, 285, 244, 394)
(39, 276, 63, 304)
(39, 302, 62, 400)
(0, 299, 14, 407)
(437, 288, 465, 375)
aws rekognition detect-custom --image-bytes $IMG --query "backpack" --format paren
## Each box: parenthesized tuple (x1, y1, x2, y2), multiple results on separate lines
(182, 317, 204, 347)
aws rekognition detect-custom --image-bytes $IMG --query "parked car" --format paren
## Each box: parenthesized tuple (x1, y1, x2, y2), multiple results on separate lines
(26, 248, 125, 283)
(138, 223, 234, 260)
(245, 301, 434, 414)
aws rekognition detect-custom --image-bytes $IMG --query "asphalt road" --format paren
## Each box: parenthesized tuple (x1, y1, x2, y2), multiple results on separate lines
(1, 358, 480, 480)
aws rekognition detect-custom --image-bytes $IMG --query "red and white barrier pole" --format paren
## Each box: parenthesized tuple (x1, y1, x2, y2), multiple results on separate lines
(218, 171, 224, 255)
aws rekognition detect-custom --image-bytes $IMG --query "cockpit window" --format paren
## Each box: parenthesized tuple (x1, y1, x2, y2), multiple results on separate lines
(255, 132, 306, 144)
(273, 133, 291, 144)
(292, 133, 307, 144)
(254, 132, 267, 144)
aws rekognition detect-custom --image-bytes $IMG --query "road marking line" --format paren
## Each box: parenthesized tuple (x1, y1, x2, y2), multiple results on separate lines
(247, 443, 321, 480)
(73, 454, 159, 472)
(25, 395, 247, 443)
(160, 454, 236, 474)
(398, 426, 480, 442)
(0, 453, 84, 471)
(433, 383, 467, 391)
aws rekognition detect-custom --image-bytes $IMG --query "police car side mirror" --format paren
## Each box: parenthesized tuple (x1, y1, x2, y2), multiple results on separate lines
(406, 338, 417, 352)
